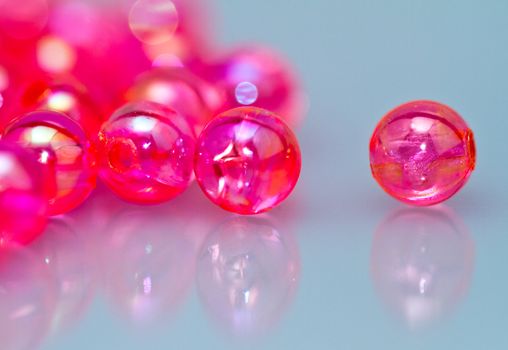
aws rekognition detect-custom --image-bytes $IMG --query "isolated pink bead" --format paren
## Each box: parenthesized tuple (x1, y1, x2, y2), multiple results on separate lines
(0, 142, 47, 245)
(370, 100, 476, 206)
(98, 101, 195, 204)
(195, 107, 301, 215)
(2, 110, 97, 215)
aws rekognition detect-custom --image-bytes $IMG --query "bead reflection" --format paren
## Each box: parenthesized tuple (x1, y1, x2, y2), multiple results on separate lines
(30, 218, 95, 334)
(197, 216, 299, 338)
(100, 204, 203, 326)
(371, 206, 475, 329)
(0, 244, 56, 350)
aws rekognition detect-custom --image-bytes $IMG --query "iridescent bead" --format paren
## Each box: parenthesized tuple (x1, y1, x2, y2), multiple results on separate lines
(2, 110, 97, 215)
(0, 142, 47, 245)
(194, 107, 301, 215)
(98, 101, 195, 204)
(126, 68, 221, 136)
(370, 100, 476, 206)
(201, 46, 305, 128)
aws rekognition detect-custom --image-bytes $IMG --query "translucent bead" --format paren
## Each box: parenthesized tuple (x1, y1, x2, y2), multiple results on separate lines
(194, 107, 301, 214)
(370, 100, 476, 206)
(201, 46, 305, 128)
(19, 77, 103, 135)
(98, 101, 195, 204)
(0, 142, 47, 244)
(126, 68, 221, 135)
(2, 110, 97, 215)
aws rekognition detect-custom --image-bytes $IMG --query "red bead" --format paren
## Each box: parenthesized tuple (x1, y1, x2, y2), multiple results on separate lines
(2, 110, 97, 215)
(17, 76, 103, 136)
(202, 46, 305, 128)
(126, 68, 221, 136)
(195, 107, 301, 215)
(98, 101, 195, 204)
(0, 142, 48, 245)
(370, 101, 476, 206)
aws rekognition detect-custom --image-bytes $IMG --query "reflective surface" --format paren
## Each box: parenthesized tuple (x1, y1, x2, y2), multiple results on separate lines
(2, 0, 506, 349)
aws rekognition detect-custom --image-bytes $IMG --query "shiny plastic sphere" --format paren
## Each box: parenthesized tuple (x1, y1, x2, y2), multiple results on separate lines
(195, 107, 301, 215)
(2, 110, 97, 215)
(98, 101, 195, 204)
(370, 100, 476, 206)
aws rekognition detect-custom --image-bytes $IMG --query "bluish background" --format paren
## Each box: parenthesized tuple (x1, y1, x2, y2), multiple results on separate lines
(30, 0, 508, 349)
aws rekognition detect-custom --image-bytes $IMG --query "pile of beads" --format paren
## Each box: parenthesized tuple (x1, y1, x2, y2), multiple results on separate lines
(0, 0, 303, 245)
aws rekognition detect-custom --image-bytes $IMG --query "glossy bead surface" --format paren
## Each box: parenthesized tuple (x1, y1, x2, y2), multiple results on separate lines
(126, 68, 220, 136)
(19, 77, 103, 135)
(195, 107, 301, 215)
(370, 100, 476, 206)
(0, 142, 47, 244)
(98, 101, 195, 204)
(202, 46, 305, 128)
(2, 111, 96, 215)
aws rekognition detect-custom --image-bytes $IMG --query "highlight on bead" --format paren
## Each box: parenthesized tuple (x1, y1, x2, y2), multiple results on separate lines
(194, 106, 301, 215)
(98, 101, 195, 204)
(2, 110, 97, 216)
(369, 100, 476, 206)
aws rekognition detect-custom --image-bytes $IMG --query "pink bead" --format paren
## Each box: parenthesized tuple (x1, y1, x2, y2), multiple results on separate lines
(0, 142, 48, 245)
(98, 101, 195, 204)
(201, 46, 305, 128)
(370, 100, 476, 206)
(2, 110, 97, 215)
(195, 107, 301, 215)
(126, 68, 221, 136)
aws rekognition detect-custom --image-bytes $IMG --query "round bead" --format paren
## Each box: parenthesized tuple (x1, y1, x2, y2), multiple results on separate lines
(19, 77, 103, 136)
(98, 101, 195, 204)
(0, 142, 48, 244)
(2, 110, 97, 215)
(369, 100, 476, 206)
(126, 68, 221, 136)
(194, 107, 301, 215)
(202, 46, 305, 128)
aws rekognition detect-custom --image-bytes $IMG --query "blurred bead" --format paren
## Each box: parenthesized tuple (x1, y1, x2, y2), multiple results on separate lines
(98, 101, 195, 204)
(2, 111, 96, 215)
(0, 142, 48, 245)
(0, 0, 49, 39)
(127, 68, 221, 135)
(19, 76, 102, 135)
(370, 100, 476, 206)
(195, 107, 301, 215)
(201, 46, 305, 128)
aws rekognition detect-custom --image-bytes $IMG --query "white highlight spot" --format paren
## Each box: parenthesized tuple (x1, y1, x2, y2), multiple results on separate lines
(235, 81, 258, 105)
(132, 116, 157, 133)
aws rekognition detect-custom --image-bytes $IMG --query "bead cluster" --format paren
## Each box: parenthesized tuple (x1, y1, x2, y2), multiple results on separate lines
(0, 0, 303, 245)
